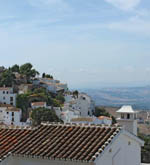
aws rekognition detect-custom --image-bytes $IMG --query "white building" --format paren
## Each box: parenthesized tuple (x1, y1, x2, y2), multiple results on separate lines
(0, 123, 144, 165)
(117, 105, 138, 135)
(33, 78, 68, 93)
(71, 116, 112, 125)
(0, 104, 22, 126)
(0, 87, 16, 106)
(64, 93, 95, 117)
(97, 116, 112, 125)
(60, 110, 80, 123)
(39, 78, 60, 84)
(31, 102, 47, 109)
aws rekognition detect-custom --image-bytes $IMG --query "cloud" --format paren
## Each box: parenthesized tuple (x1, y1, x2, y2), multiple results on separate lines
(105, 0, 141, 11)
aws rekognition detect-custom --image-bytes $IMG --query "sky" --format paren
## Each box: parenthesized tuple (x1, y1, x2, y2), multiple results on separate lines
(1, 0, 150, 89)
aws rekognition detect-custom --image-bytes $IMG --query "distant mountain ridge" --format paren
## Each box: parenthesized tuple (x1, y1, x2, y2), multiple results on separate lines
(80, 86, 150, 110)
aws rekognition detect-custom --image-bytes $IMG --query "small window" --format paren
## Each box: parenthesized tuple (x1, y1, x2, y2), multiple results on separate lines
(3, 91, 5, 94)
(10, 97, 13, 102)
(6, 91, 9, 94)
(12, 112, 14, 116)
(4, 102, 6, 104)
(127, 114, 130, 119)
(10, 102, 13, 106)
(3, 97, 5, 100)
(7, 112, 9, 114)
(12, 117, 14, 122)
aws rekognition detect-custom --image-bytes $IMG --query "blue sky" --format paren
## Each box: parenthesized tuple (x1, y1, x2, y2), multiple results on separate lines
(1, 0, 150, 89)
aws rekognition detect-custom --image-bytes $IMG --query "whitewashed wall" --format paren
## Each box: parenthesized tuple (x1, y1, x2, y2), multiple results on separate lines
(2, 156, 90, 165)
(95, 133, 141, 165)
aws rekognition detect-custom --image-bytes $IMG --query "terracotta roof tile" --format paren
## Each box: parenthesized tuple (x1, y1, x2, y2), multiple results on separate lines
(98, 116, 112, 120)
(71, 117, 93, 122)
(0, 123, 121, 162)
(6, 107, 20, 112)
(31, 102, 46, 106)
(0, 104, 14, 108)
(0, 87, 12, 91)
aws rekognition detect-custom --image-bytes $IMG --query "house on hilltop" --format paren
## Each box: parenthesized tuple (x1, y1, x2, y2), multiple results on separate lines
(0, 123, 144, 165)
(33, 78, 68, 94)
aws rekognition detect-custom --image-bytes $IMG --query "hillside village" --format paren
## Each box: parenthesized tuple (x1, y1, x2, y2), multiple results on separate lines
(0, 63, 149, 165)
(0, 63, 98, 126)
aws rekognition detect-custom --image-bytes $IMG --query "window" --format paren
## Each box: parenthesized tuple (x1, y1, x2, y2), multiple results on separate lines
(4, 102, 6, 104)
(10, 97, 13, 102)
(12, 117, 14, 122)
(3, 97, 5, 100)
(3, 91, 5, 94)
(6, 91, 9, 94)
(10, 102, 13, 106)
(127, 114, 130, 119)
(7, 112, 9, 114)
(12, 112, 14, 116)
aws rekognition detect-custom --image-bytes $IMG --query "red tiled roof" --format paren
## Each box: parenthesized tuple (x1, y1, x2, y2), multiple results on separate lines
(0, 123, 121, 163)
(31, 102, 46, 106)
(71, 117, 93, 122)
(0, 104, 14, 108)
(0, 87, 12, 91)
(6, 107, 21, 112)
(98, 116, 112, 120)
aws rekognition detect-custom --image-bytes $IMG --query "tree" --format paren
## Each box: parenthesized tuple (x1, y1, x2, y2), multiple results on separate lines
(139, 134, 150, 163)
(20, 63, 39, 82)
(52, 99, 61, 107)
(94, 107, 110, 117)
(32, 87, 53, 105)
(42, 73, 46, 78)
(11, 64, 20, 73)
(0, 70, 15, 87)
(56, 94, 65, 104)
(73, 90, 79, 98)
(94, 107, 116, 124)
(46, 74, 53, 79)
(31, 108, 61, 125)
(16, 94, 29, 121)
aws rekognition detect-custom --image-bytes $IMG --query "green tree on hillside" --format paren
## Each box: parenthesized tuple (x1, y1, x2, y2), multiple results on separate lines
(73, 90, 79, 98)
(45, 74, 53, 79)
(16, 94, 29, 121)
(56, 94, 65, 104)
(20, 63, 39, 82)
(31, 108, 61, 125)
(0, 70, 15, 87)
(42, 73, 46, 78)
(94, 107, 116, 124)
(11, 64, 20, 73)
